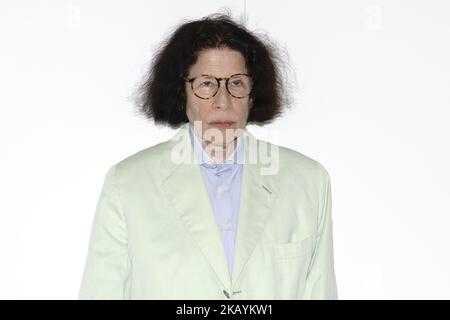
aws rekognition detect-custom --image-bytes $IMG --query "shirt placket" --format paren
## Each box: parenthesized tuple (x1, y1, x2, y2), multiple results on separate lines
(213, 164, 236, 277)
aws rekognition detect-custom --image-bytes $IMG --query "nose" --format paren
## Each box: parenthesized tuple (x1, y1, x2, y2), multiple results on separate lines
(212, 80, 232, 110)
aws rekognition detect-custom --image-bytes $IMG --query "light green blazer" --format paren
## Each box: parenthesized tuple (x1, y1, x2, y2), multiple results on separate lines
(79, 123, 338, 300)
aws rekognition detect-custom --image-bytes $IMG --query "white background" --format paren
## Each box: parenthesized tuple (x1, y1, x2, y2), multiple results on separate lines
(1, 0, 449, 299)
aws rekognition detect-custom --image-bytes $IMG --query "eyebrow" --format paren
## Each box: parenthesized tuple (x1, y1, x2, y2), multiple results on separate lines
(190, 73, 249, 78)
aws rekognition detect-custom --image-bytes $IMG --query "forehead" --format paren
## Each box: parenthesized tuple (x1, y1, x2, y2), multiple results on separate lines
(188, 48, 247, 77)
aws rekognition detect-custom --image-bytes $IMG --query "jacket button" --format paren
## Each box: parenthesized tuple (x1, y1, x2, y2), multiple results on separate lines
(223, 290, 230, 299)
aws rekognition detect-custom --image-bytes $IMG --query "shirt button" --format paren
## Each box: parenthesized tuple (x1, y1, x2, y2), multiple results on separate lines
(223, 290, 230, 299)
(220, 223, 232, 232)
(217, 185, 225, 194)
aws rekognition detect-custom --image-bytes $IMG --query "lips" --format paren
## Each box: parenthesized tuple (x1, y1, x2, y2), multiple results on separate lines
(209, 121, 235, 128)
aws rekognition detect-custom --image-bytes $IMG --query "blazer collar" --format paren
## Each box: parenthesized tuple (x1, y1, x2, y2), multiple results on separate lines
(160, 123, 280, 292)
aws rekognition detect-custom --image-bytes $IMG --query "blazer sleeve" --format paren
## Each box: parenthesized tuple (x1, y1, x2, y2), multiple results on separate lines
(302, 168, 338, 299)
(78, 165, 131, 299)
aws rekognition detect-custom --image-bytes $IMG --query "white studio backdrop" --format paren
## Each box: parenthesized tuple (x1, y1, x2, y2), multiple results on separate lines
(0, 0, 449, 299)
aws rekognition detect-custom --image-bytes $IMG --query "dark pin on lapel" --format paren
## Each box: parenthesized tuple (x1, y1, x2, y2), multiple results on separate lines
(262, 184, 272, 194)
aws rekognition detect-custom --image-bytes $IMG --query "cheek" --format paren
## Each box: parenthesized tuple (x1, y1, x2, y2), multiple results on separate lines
(237, 103, 251, 122)
(186, 93, 198, 115)
(186, 98, 208, 121)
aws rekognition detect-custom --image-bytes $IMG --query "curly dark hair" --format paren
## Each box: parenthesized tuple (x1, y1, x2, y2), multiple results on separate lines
(133, 12, 293, 129)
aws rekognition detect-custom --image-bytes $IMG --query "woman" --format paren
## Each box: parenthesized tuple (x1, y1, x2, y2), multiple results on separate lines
(79, 13, 338, 300)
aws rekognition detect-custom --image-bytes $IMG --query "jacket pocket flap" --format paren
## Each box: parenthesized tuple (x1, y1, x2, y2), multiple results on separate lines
(275, 236, 313, 259)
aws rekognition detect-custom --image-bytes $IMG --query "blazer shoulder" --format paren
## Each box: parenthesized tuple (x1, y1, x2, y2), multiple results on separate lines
(109, 139, 172, 176)
(277, 144, 330, 180)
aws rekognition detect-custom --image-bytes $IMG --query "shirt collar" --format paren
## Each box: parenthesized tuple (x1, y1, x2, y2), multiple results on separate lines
(188, 122, 244, 167)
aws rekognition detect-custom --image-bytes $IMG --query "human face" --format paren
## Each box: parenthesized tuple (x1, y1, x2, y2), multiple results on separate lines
(185, 48, 252, 148)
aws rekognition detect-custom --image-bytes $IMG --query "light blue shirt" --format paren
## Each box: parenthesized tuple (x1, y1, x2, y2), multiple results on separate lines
(188, 123, 244, 279)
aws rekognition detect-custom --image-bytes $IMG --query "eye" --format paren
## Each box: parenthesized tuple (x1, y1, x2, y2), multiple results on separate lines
(230, 79, 243, 87)
(200, 80, 214, 87)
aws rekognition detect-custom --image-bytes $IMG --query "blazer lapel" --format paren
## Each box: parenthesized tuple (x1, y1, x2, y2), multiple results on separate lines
(231, 128, 280, 289)
(159, 124, 280, 292)
(160, 124, 231, 290)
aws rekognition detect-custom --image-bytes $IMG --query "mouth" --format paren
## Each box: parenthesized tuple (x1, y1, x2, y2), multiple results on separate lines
(209, 121, 235, 129)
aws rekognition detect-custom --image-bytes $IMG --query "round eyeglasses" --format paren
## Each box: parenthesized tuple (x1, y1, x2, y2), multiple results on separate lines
(184, 73, 253, 99)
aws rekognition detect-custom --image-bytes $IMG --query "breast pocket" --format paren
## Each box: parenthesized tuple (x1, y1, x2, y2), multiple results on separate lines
(274, 235, 314, 298)
(275, 235, 313, 260)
